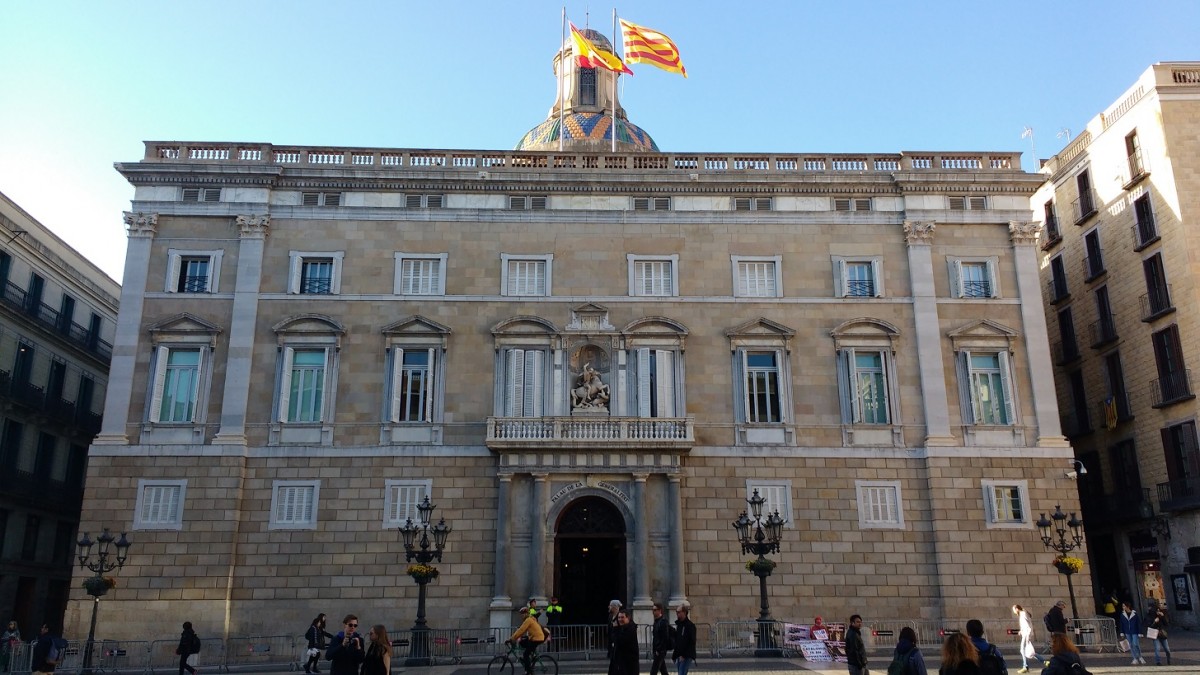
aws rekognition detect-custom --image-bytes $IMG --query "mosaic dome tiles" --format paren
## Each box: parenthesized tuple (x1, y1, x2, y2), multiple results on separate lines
(515, 113, 659, 152)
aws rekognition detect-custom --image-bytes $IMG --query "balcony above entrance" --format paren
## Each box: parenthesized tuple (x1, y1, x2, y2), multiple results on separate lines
(486, 415, 694, 451)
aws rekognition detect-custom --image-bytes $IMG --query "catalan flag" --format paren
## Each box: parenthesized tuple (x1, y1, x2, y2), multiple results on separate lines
(619, 18, 687, 78)
(570, 23, 633, 75)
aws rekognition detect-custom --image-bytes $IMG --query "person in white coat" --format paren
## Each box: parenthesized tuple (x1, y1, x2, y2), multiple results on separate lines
(1010, 604, 1046, 673)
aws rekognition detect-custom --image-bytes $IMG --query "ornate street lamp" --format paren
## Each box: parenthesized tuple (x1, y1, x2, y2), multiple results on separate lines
(398, 496, 451, 666)
(76, 528, 131, 675)
(1037, 505, 1085, 620)
(732, 489, 784, 657)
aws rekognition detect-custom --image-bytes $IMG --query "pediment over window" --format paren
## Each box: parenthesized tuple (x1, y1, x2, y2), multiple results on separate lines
(492, 315, 558, 336)
(947, 318, 1018, 349)
(273, 314, 346, 337)
(831, 317, 899, 350)
(622, 316, 689, 336)
(566, 303, 614, 331)
(726, 317, 795, 350)
(148, 313, 223, 337)
(382, 315, 451, 337)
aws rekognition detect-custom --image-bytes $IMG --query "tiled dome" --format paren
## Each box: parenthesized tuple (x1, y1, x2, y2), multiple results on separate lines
(515, 112, 659, 152)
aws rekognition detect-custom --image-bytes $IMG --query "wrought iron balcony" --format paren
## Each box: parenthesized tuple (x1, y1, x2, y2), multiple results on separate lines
(1132, 219, 1159, 251)
(1080, 487, 1151, 527)
(300, 277, 333, 294)
(1088, 313, 1118, 348)
(1048, 277, 1070, 304)
(1140, 286, 1174, 321)
(1150, 369, 1194, 408)
(0, 280, 113, 360)
(844, 279, 875, 297)
(1157, 478, 1200, 513)
(1083, 250, 1106, 281)
(486, 416, 694, 450)
(1073, 192, 1097, 225)
(1053, 339, 1081, 366)
(1124, 149, 1150, 187)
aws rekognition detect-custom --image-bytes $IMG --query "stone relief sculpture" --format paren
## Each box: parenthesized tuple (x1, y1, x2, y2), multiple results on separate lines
(571, 362, 611, 410)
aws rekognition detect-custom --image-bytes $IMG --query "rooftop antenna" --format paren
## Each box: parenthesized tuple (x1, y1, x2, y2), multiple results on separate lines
(1021, 127, 1036, 169)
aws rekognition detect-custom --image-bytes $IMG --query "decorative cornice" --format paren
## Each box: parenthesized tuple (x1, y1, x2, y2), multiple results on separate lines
(903, 220, 935, 245)
(236, 214, 270, 237)
(123, 211, 158, 237)
(1009, 220, 1041, 246)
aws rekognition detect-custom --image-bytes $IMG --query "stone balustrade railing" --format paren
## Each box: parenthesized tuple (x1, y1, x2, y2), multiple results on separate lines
(142, 142, 1021, 175)
(486, 416, 694, 449)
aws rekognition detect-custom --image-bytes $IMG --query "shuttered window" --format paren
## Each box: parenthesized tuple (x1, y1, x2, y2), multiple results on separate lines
(270, 481, 319, 529)
(384, 480, 432, 526)
(856, 482, 903, 527)
(134, 480, 186, 530)
(503, 349, 546, 417)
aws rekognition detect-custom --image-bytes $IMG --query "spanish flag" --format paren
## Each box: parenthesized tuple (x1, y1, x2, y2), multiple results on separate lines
(570, 23, 633, 75)
(619, 18, 687, 78)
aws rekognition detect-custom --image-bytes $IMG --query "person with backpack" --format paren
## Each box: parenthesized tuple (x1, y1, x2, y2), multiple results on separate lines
(1040, 633, 1087, 675)
(888, 626, 928, 675)
(846, 614, 867, 675)
(175, 622, 201, 675)
(649, 602, 672, 675)
(965, 619, 1007, 675)
(1148, 604, 1171, 666)
(938, 633, 980, 675)
(1044, 601, 1067, 636)
(30, 624, 61, 675)
(1118, 601, 1144, 665)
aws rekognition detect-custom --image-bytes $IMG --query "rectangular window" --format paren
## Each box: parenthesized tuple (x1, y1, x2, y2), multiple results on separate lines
(395, 254, 447, 296)
(959, 351, 1014, 425)
(133, 479, 186, 530)
(1104, 352, 1132, 422)
(949, 259, 997, 298)
(166, 250, 222, 293)
(733, 197, 772, 211)
(982, 480, 1028, 525)
(1161, 421, 1200, 497)
(743, 351, 782, 423)
(834, 197, 872, 211)
(1084, 230, 1105, 280)
(300, 258, 334, 294)
(948, 196, 987, 210)
(1048, 255, 1069, 303)
(1057, 308, 1079, 365)
(270, 480, 319, 529)
(405, 194, 443, 208)
(1133, 194, 1157, 248)
(840, 350, 890, 424)
(22, 515, 39, 561)
(1043, 200, 1061, 243)
(1126, 131, 1145, 180)
(1092, 286, 1117, 346)
(733, 256, 781, 298)
(1151, 325, 1191, 406)
(150, 347, 202, 423)
(288, 252, 342, 294)
(281, 348, 327, 423)
(57, 295, 75, 336)
(391, 348, 435, 422)
(1075, 170, 1095, 222)
(503, 348, 546, 417)
(502, 254, 551, 296)
(856, 481, 903, 528)
(509, 196, 548, 210)
(301, 191, 341, 207)
(629, 256, 677, 297)
(633, 348, 677, 417)
(384, 479, 432, 527)
(1066, 370, 1090, 436)
(632, 197, 671, 211)
(182, 188, 221, 203)
(834, 258, 883, 298)
(746, 481, 792, 525)
(1142, 253, 1172, 318)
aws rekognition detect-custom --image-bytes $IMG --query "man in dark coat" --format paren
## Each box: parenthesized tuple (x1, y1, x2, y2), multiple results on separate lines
(1046, 601, 1068, 635)
(31, 624, 59, 675)
(672, 603, 697, 675)
(324, 615, 364, 675)
(608, 610, 639, 675)
(845, 614, 867, 675)
(650, 603, 671, 675)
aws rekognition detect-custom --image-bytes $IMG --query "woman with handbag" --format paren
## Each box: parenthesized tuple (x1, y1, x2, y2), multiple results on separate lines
(1148, 604, 1171, 666)
(305, 614, 334, 674)
(1011, 604, 1046, 673)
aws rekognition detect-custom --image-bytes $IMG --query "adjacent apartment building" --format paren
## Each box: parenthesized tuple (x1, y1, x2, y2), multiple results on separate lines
(0, 192, 119, 634)
(73, 30, 1083, 639)
(1036, 62, 1200, 627)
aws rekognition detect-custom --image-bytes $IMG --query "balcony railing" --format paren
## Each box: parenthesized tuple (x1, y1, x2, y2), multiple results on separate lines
(1140, 285, 1174, 321)
(486, 416, 694, 449)
(1083, 250, 1106, 281)
(1124, 149, 1150, 187)
(1073, 192, 1097, 224)
(844, 279, 875, 297)
(1048, 277, 1070, 304)
(1081, 487, 1151, 526)
(961, 280, 992, 298)
(300, 277, 334, 294)
(1089, 313, 1118, 348)
(1157, 478, 1200, 513)
(1151, 369, 1193, 408)
(0, 280, 112, 359)
(0, 370, 101, 434)
(179, 275, 209, 293)
(1053, 339, 1081, 366)
(1132, 221, 1160, 251)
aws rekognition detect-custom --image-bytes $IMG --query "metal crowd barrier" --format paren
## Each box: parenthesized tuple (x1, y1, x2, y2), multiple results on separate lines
(863, 620, 914, 651)
(712, 620, 789, 657)
(1071, 617, 1118, 653)
(92, 639, 154, 674)
(223, 635, 298, 671)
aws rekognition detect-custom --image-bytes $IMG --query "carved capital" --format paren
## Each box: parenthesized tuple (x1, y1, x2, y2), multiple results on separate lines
(123, 211, 158, 237)
(1009, 220, 1042, 246)
(236, 214, 271, 238)
(903, 220, 935, 245)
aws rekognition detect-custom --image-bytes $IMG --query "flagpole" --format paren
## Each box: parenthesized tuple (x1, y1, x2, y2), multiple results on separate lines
(559, 7, 566, 151)
(611, 7, 617, 153)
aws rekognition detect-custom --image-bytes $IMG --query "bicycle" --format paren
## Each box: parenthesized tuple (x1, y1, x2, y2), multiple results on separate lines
(488, 639, 558, 675)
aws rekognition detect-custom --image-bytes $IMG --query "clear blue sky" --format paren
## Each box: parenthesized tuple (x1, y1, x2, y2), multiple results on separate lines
(2, 0, 1197, 282)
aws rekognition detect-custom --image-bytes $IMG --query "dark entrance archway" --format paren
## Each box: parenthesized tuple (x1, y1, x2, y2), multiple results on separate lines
(554, 496, 627, 627)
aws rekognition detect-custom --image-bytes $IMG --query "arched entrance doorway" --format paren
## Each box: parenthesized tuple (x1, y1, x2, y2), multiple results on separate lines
(554, 496, 627, 626)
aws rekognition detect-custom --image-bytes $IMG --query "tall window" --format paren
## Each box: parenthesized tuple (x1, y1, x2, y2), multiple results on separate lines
(833, 258, 883, 298)
(628, 255, 677, 297)
(502, 254, 552, 297)
(1043, 200, 1060, 243)
(1151, 325, 1191, 406)
(1084, 230, 1105, 280)
(732, 256, 782, 298)
(843, 350, 890, 424)
(395, 254, 447, 295)
(1049, 255, 1069, 303)
(1126, 130, 1145, 179)
(288, 252, 343, 295)
(145, 314, 219, 432)
(282, 348, 326, 422)
(1104, 352, 1131, 422)
(1161, 421, 1200, 497)
(949, 258, 998, 298)
(1075, 169, 1095, 221)
(959, 351, 1014, 425)
(503, 349, 546, 417)
(166, 250, 222, 293)
(580, 67, 596, 105)
(632, 348, 678, 417)
(392, 348, 435, 423)
(742, 351, 782, 423)
(1057, 307, 1079, 364)
(1133, 194, 1157, 248)
(151, 347, 201, 423)
(1142, 253, 1172, 318)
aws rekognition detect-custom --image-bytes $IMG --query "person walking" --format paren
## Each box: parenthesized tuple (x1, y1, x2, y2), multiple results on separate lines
(1040, 633, 1084, 675)
(1011, 604, 1046, 673)
(845, 614, 867, 675)
(1148, 604, 1171, 666)
(361, 625, 391, 675)
(507, 607, 546, 675)
(324, 615, 364, 675)
(1118, 601, 1144, 665)
(30, 625, 60, 675)
(304, 614, 333, 674)
(175, 622, 201, 675)
(889, 626, 928, 675)
(606, 600, 623, 660)
(1045, 601, 1067, 636)
(671, 603, 696, 675)
(938, 633, 980, 675)
(608, 610, 639, 675)
(1, 621, 19, 672)
(649, 603, 671, 675)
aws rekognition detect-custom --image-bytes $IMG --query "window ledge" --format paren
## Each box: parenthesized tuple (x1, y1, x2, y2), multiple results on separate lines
(1123, 170, 1151, 191)
(1133, 234, 1161, 253)
(1141, 306, 1176, 323)
(842, 425, 903, 447)
(1152, 393, 1196, 410)
(1073, 209, 1098, 227)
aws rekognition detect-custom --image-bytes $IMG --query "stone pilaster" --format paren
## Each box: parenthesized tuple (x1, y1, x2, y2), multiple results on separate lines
(530, 473, 548, 602)
(631, 472, 652, 624)
(667, 475, 687, 608)
(213, 215, 270, 445)
(490, 473, 514, 630)
(1010, 221, 1070, 446)
(903, 221, 954, 445)
(93, 212, 157, 445)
